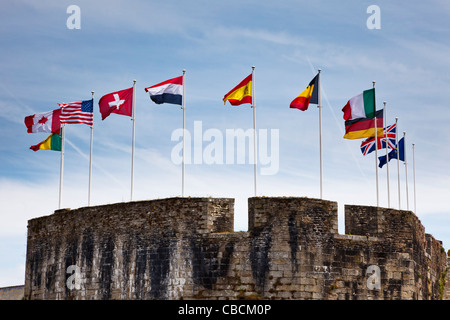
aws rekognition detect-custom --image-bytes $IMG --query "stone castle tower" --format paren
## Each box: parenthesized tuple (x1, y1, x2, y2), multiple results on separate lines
(24, 197, 449, 300)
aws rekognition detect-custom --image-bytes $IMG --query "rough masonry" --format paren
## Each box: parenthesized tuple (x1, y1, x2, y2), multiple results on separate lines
(24, 197, 449, 300)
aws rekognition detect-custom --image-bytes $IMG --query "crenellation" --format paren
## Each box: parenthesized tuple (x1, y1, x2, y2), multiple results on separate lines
(23, 196, 448, 300)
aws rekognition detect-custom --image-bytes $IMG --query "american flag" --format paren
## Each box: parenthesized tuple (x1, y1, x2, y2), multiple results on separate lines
(59, 99, 94, 125)
(360, 123, 397, 156)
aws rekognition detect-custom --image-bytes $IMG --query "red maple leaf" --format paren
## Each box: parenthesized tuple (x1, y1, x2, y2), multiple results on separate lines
(38, 116, 48, 125)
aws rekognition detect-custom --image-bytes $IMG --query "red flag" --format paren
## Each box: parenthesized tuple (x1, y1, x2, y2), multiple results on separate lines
(24, 108, 61, 134)
(98, 87, 133, 120)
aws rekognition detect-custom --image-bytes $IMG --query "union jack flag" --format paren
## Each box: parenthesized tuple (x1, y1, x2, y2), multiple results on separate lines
(59, 99, 94, 126)
(360, 123, 397, 156)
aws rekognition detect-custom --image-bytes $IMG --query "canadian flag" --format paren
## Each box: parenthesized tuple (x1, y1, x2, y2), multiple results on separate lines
(24, 108, 61, 134)
(98, 87, 133, 120)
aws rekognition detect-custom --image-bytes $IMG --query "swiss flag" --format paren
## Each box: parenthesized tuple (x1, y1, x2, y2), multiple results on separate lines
(98, 87, 133, 120)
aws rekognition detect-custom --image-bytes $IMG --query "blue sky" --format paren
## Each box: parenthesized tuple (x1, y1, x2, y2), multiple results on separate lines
(1, 0, 450, 287)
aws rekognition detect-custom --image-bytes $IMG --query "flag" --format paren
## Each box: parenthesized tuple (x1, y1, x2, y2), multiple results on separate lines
(342, 88, 376, 121)
(290, 74, 319, 111)
(223, 74, 252, 106)
(344, 109, 383, 139)
(30, 131, 62, 152)
(24, 109, 61, 134)
(59, 99, 94, 125)
(98, 87, 133, 120)
(145, 76, 183, 105)
(360, 123, 397, 155)
(378, 137, 404, 168)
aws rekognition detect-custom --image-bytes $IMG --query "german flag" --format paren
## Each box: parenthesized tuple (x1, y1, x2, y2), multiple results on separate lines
(344, 110, 383, 139)
(290, 74, 319, 111)
(223, 74, 252, 106)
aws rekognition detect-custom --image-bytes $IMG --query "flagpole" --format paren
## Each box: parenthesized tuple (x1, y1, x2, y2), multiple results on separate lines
(395, 117, 401, 209)
(412, 143, 416, 213)
(403, 131, 409, 210)
(373, 81, 379, 207)
(88, 91, 94, 206)
(131, 79, 136, 201)
(252, 66, 258, 197)
(182, 69, 186, 197)
(59, 124, 65, 209)
(383, 101, 390, 208)
(318, 68, 323, 199)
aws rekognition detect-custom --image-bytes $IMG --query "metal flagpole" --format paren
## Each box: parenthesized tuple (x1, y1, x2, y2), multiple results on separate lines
(88, 91, 94, 206)
(182, 69, 186, 197)
(403, 131, 409, 210)
(412, 143, 416, 213)
(383, 101, 390, 208)
(373, 81, 379, 207)
(131, 80, 136, 201)
(59, 124, 65, 209)
(252, 66, 257, 197)
(318, 69, 323, 199)
(395, 117, 401, 209)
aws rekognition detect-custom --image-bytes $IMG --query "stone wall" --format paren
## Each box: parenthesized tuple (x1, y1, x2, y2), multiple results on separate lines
(24, 197, 448, 300)
(0, 285, 24, 300)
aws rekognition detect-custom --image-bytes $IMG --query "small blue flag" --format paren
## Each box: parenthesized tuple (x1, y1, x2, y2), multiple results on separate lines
(378, 137, 404, 168)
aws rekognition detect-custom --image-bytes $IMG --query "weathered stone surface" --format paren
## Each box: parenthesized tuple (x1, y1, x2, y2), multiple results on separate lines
(24, 197, 448, 300)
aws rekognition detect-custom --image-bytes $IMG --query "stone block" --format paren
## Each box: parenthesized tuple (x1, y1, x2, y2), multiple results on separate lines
(22, 196, 448, 300)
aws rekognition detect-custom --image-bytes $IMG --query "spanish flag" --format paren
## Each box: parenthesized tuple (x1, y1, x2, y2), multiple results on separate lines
(290, 74, 319, 111)
(223, 74, 252, 106)
(344, 109, 383, 140)
(30, 131, 62, 152)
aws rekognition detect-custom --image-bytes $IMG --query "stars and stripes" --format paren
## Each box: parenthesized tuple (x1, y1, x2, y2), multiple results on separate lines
(360, 123, 397, 156)
(59, 99, 94, 125)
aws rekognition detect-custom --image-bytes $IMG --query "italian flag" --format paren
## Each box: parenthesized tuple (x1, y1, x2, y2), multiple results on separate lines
(30, 131, 62, 152)
(342, 88, 376, 121)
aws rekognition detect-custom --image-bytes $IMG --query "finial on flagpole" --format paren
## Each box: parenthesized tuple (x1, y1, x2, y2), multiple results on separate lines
(252, 65, 255, 70)
(372, 80, 376, 88)
(183, 69, 186, 74)
(318, 68, 321, 73)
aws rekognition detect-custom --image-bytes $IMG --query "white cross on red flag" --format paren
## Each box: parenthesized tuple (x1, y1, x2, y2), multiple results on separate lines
(98, 87, 133, 120)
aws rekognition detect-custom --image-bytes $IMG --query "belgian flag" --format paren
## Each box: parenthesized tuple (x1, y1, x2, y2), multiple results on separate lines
(290, 73, 319, 111)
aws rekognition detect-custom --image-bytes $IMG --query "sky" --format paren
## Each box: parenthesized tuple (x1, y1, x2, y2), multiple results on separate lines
(1, 0, 450, 287)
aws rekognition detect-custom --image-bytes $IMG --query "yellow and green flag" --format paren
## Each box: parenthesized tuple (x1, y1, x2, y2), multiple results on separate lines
(30, 131, 62, 152)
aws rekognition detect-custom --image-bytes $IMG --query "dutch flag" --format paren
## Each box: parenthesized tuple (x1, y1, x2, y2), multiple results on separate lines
(145, 76, 183, 106)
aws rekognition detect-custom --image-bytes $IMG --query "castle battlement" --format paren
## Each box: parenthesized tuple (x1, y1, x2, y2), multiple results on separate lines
(24, 197, 448, 300)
